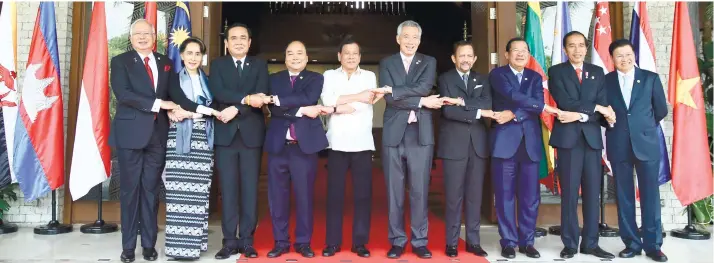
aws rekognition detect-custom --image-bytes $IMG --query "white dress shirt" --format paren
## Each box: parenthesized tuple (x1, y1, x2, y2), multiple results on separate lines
(617, 68, 635, 109)
(321, 67, 376, 152)
(137, 52, 162, 113)
(457, 70, 482, 119)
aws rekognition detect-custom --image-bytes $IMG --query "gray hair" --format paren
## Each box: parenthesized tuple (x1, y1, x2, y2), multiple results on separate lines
(130, 19, 156, 36)
(397, 20, 422, 38)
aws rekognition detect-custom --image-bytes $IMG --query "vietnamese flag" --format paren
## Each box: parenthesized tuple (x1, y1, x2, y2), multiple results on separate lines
(667, 2, 713, 206)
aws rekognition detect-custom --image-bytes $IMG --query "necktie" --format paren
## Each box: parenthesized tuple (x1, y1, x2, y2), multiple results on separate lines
(404, 57, 417, 123)
(516, 72, 523, 84)
(144, 57, 154, 90)
(575, 68, 582, 84)
(236, 60, 243, 78)
(463, 73, 469, 87)
(403, 58, 411, 73)
(289, 75, 298, 140)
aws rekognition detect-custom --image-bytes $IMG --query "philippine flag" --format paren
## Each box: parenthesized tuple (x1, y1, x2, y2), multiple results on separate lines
(13, 2, 64, 202)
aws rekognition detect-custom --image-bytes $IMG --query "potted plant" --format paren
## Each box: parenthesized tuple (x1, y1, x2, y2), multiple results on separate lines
(0, 183, 19, 234)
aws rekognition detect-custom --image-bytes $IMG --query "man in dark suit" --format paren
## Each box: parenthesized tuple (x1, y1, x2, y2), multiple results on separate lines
(370, 20, 441, 259)
(489, 37, 559, 260)
(208, 23, 268, 260)
(547, 31, 616, 259)
(110, 19, 179, 263)
(437, 41, 494, 258)
(604, 39, 668, 262)
(259, 41, 328, 259)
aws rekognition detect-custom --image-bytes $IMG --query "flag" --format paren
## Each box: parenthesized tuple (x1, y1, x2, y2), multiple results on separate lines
(69, 2, 110, 201)
(590, 1, 614, 177)
(0, 2, 18, 189)
(13, 2, 64, 202)
(551, 1, 572, 65)
(144, 2, 157, 52)
(629, 1, 671, 190)
(667, 2, 713, 206)
(167, 1, 192, 73)
(524, 2, 557, 191)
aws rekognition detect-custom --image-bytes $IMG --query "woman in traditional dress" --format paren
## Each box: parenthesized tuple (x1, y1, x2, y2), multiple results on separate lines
(163, 37, 221, 260)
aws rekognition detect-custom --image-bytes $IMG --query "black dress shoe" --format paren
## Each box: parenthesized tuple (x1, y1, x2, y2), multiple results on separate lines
(501, 247, 516, 259)
(142, 248, 158, 261)
(241, 246, 258, 258)
(322, 245, 340, 257)
(351, 245, 370, 258)
(445, 245, 458, 257)
(560, 247, 577, 259)
(412, 246, 432, 259)
(581, 246, 615, 259)
(215, 246, 238, 260)
(296, 245, 315, 258)
(518, 245, 541, 258)
(619, 248, 642, 258)
(646, 250, 668, 262)
(120, 250, 135, 263)
(267, 246, 289, 258)
(466, 244, 488, 257)
(387, 246, 404, 259)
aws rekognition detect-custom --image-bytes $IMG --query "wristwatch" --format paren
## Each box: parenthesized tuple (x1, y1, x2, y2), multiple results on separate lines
(333, 106, 337, 113)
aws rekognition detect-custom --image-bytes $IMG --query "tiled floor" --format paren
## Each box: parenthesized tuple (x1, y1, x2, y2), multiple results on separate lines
(1, 224, 712, 263)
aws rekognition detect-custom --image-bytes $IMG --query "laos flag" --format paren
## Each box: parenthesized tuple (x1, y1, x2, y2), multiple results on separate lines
(14, 2, 64, 202)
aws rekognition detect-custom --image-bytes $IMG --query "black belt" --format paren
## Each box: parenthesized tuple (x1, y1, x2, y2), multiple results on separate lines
(285, 140, 298, 145)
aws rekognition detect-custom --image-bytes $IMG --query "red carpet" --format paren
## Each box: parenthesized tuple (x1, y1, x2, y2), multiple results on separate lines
(246, 159, 491, 263)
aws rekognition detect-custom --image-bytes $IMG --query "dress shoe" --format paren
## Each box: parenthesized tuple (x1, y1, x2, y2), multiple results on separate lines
(412, 246, 432, 259)
(296, 245, 315, 258)
(560, 247, 577, 259)
(142, 248, 158, 261)
(120, 250, 135, 263)
(646, 250, 668, 262)
(215, 246, 238, 259)
(351, 245, 370, 257)
(581, 246, 615, 259)
(267, 246, 289, 258)
(466, 244, 488, 257)
(518, 245, 541, 258)
(322, 245, 340, 257)
(501, 247, 516, 259)
(240, 246, 258, 258)
(445, 245, 458, 257)
(387, 245, 404, 259)
(619, 248, 642, 258)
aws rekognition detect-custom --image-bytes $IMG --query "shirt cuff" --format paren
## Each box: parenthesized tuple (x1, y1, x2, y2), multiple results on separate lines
(241, 97, 246, 105)
(475, 109, 482, 119)
(151, 99, 162, 113)
(579, 113, 589, 122)
(295, 107, 303, 117)
(196, 105, 213, 116)
(274, 96, 281, 106)
(418, 98, 423, 108)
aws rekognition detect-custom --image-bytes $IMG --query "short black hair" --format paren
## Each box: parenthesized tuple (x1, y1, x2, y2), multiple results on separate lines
(225, 23, 252, 39)
(179, 37, 206, 54)
(506, 37, 529, 52)
(338, 38, 360, 53)
(608, 38, 634, 56)
(285, 40, 307, 53)
(452, 40, 473, 55)
(563, 31, 587, 46)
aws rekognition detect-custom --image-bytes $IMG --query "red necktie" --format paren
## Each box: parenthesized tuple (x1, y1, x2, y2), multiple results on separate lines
(144, 57, 157, 120)
(575, 68, 582, 84)
(289, 75, 298, 140)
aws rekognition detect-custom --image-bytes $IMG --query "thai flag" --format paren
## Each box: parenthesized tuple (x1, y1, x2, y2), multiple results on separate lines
(630, 1, 671, 186)
(13, 2, 64, 202)
(69, 2, 110, 200)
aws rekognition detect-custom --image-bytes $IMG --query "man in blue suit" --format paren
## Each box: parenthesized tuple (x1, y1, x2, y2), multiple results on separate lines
(604, 39, 668, 262)
(258, 41, 328, 259)
(488, 38, 559, 259)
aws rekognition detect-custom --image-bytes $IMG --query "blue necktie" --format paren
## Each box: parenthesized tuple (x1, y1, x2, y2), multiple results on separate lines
(462, 73, 468, 87)
(516, 72, 523, 84)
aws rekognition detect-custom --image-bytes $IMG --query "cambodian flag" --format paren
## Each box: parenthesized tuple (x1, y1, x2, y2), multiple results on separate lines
(13, 2, 64, 202)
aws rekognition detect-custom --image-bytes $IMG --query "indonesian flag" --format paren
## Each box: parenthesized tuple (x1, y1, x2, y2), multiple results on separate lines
(69, 2, 110, 200)
(144, 2, 157, 52)
(590, 1, 614, 175)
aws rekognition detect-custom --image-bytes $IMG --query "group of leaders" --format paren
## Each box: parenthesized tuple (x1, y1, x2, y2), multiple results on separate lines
(110, 19, 669, 263)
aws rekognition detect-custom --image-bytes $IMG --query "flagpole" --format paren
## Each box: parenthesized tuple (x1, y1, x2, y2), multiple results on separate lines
(33, 190, 72, 235)
(671, 206, 711, 240)
(79, 185, 118, 234)
(598, 164, 618, 237)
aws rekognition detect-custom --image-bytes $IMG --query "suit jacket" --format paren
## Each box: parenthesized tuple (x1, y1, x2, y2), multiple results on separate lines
(265, 70, 329, 154)
(379, 52, 437, 147)
(548, 61, 607, 150)
(109, 51, 173, 149)
(488, 65, 544, 161)
(603, 68, 668, 162)
(437, 68, 492, 160)
(208, 55, 269, 148)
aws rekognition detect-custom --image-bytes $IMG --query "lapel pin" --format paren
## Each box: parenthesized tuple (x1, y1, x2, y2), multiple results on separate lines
(591, 76, 595, 79)
(299, 76, 303, 80)
(134, 58, 138, 63)
(637, 79, 641, 83)
(524, 77, 528, 80)
(585, 71, 589, 78)
(472, 78, 476, 82)
(157, 56, 161, 61)
(416, 60, 421, 65)
(246, 62, 249, 66)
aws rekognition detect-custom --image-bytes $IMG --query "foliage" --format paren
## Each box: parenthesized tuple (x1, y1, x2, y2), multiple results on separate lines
(0, 183, 18, 221)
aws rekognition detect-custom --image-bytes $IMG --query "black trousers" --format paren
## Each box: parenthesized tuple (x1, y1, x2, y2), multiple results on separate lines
(325, 150, 373, 246)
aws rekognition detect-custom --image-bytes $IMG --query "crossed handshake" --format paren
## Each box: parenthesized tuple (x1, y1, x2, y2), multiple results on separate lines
(541, 104, 616, 126)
